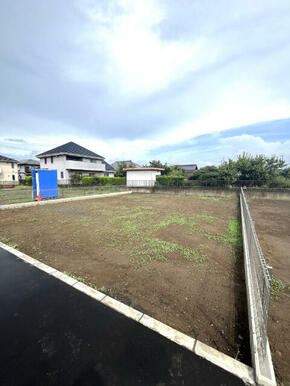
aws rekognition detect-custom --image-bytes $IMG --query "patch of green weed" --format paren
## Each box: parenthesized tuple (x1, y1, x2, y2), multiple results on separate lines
(0, 237, 19, 249)
(32, 246, 43, 255)
(63, 271, 86, 283)
(97, 286, 111, 295)
(63, 271, 111, 295)
(131, 238, 179, 264)
(271, 277, 285, 297)
(183, 244, 207, 264)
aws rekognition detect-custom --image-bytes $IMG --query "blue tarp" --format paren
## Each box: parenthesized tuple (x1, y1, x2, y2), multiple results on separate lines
(32, 170, 58, 200)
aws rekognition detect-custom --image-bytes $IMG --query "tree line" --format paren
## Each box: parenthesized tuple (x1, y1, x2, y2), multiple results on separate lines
(115, 154, 290, 188)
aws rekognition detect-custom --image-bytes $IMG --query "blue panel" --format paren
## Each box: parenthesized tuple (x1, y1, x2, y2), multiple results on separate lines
(32, 170, 37, 199)
(38, 170, 58, 199)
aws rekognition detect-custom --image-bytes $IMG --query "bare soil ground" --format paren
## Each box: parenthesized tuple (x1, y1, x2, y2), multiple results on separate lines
(0, 193, 250, 364)
(248, 198, 290, 385)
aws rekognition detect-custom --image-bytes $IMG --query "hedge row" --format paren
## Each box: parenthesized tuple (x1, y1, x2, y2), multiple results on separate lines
(81, 176, 126, 186)
(156, 176, 184, 186)
(25, 176, 33, 185)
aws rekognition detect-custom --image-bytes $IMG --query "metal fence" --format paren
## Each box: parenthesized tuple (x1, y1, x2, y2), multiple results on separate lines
(127, 179, 290, 188)
(0, 185, 127, 205)
(240, 188, 272, 358)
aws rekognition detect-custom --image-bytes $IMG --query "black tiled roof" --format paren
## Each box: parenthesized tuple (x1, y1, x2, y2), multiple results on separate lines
(37, 142, 104, 159)
(18, 159, 40, 166)
(0, 155, 18, 163)
(103, 161, 115, 172)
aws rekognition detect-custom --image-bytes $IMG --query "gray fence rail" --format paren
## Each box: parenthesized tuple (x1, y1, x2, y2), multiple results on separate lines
(240, 188, 276, 385)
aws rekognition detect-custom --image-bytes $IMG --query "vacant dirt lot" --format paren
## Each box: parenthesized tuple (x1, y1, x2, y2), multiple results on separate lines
(0, 193, 250, 363)
(248, 198, 290, 385)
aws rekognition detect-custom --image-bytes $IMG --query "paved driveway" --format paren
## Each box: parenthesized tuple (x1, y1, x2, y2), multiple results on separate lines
(0, 247, 247, 385)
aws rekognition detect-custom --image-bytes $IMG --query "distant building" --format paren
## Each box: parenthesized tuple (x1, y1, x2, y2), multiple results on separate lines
(36, 141, 115, 183)
(103, 161, 116, 177)
(124, 167, 164, 187)
(111, 160, 140, 170)
(18, 159, 40, 181)
(175, 164, 198, 176)
(0, 155, 19, 185)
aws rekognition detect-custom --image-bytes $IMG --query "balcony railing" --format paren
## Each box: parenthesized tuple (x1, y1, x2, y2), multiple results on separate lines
(65, 160, 105, 172)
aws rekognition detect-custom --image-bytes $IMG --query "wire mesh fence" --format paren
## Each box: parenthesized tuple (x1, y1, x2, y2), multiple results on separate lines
(240, 188, 272, 358)
(128, 179, 290, 188)
(0, 184, 127, 205)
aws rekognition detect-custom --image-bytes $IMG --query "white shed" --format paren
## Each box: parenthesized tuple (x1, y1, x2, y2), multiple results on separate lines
(124, 167, 164, 187)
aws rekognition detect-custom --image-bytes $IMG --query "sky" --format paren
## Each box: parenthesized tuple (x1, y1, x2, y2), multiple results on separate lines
(0, 0, 289, 167)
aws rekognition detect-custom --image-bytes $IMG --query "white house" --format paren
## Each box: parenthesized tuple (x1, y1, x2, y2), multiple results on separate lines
(0, 155, 19, 185)
(36, 142, 115, 183)
(18, 159, 40, 181)
(124, 167, 164, 187)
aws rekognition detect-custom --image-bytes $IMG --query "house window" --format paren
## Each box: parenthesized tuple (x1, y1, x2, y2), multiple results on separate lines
(51, 157, 53, 163)
(104, 173, 109, 176)
(44, 158, 47, 164)
(90, 159, 96, 163)
(11, 162, 14, 168)
(66, 155, 83, 161)
(12, 175, 15, 181)
(61, 172, 64, 179)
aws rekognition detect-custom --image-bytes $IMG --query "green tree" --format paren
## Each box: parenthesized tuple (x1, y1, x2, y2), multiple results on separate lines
(169, 165, 186, 177)
(148, 160, 171, 175)
(189, 165, 219, 180)
(218, 159, 237, 183)
(280, 166, 290, 179)
(234, 153, 285, 183)
(189, 166, 221, 186)
(115, 161, 135, 177)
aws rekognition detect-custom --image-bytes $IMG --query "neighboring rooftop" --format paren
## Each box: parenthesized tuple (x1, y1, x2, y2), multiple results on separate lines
(37, 142, 104, 159)
(123, 167, 164, 171)
(175, 164, 198, 171)
(111, 160, 140, 169)
(103, 161, 115, 172)
(0, 155, 18, 163)
(18, 159, 40, 166)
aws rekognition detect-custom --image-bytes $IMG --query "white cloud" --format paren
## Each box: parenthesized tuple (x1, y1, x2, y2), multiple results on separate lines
(220, 135, 290, 160)
(0, 0, 290, 163)
(70, 0, 220, 98)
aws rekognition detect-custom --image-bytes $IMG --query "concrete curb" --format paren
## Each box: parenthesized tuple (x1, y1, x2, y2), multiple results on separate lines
(0, 242, 255, 385)
(0, 191, 132, 210)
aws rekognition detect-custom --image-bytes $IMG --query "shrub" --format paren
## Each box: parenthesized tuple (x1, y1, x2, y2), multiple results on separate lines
(156, 176, 184, 187)
(71, 174, 81, 185)
(97, 177, 126, 185)
(81, 176, 126, 186)
(267, 176, 290, 188)
(82, 176, 95, 186)
(25, 176, 32, 185)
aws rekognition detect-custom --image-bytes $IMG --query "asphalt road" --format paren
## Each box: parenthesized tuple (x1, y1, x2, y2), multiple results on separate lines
(0, 247, 247, 385)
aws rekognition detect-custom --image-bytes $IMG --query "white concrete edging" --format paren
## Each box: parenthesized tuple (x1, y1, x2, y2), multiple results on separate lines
(0, 190, 132, 210)
(0, 241, 255, 385)
(240, 194, 276, 386)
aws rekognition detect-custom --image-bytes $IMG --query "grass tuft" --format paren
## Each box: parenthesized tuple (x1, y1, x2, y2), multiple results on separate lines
(0, 237, 19, 249)
(271, 277, 285, 297)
